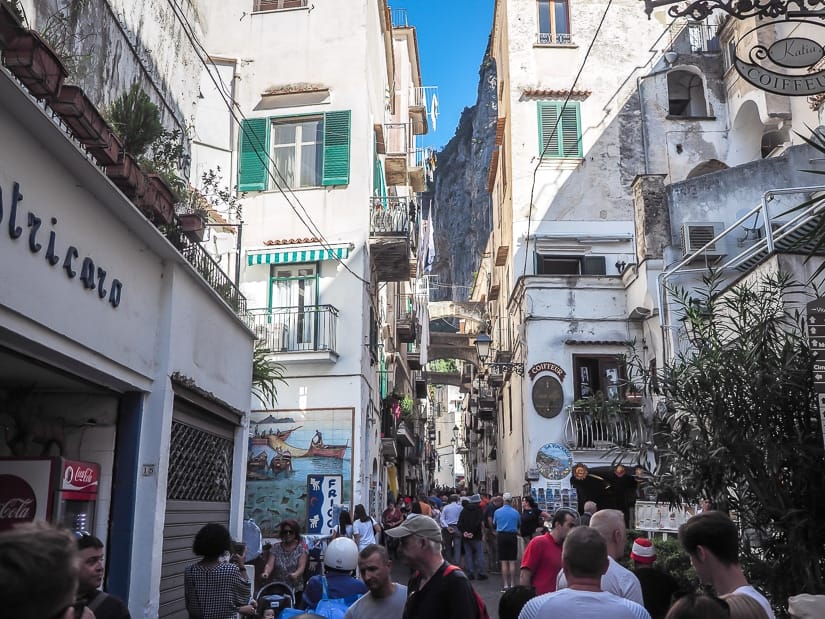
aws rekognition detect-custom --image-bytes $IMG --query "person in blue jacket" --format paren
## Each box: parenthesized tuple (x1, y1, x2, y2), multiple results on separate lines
(300, 537, 367, 609)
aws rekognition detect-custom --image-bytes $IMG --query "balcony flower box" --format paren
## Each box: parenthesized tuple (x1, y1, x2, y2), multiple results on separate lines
(3, 30, 67, 100)
(0, 1, 24, 50)
(140, 174, 176, 225)
(106, 152, 144, 199)
(50, 85, 121, 164)
(178, 212, 206, 242)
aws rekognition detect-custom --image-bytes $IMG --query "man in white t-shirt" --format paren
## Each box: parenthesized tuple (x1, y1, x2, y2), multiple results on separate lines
(678, 511, 774, 619)
(345, 544, 407, 619)
(519, 526, 650, 619)
(556, 508, 643, 605)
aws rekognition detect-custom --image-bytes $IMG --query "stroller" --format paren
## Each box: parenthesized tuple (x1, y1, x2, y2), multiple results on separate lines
(255, 581, 295, 618)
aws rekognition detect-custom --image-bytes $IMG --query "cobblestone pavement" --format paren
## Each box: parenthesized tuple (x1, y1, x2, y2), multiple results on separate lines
(391, 557, 507, 619)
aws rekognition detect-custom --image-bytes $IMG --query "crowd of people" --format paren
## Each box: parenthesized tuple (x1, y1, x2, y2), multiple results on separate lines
(3, 498, 824, 619)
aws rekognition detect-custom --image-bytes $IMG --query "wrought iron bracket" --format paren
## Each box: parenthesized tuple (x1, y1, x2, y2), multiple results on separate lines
(643, 0, 825, 21)
(487, 362, 525, 376)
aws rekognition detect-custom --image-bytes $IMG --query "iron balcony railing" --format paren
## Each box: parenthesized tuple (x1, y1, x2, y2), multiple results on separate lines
(370, 195, 411, 236)
(248, 305, 338, 353)
(253, 0, 307, 11)
(168, 230, 247, 314)
(537, 32, 573, 45)
(563, 404, 647, 450)
(391, 8, 408, 27)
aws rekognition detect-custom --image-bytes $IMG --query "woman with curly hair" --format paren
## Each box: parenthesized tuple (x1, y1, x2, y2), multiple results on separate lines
(261, 519, 308, 599)
(184, 523, 255, 618)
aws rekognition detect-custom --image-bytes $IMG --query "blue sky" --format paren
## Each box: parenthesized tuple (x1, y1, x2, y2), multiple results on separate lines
(402, 1, 495, 150)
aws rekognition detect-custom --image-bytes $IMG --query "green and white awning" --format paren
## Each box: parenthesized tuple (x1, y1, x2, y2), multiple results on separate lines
(247, 243, 351, 266)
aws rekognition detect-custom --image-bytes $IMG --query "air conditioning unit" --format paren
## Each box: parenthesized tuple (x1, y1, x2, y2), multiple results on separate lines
(681, 222, 726, 259)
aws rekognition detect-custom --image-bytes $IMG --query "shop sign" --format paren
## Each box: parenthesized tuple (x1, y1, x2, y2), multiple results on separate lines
(306, 474, 343, 536)
(734, 21, 825, 97)
(806, 297, 825, 448)
(1, 180, 124, 308)
(0, 474, 37, 531)
(528, 361, 566, 381)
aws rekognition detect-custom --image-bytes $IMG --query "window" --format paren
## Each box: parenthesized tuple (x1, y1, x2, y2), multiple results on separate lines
(667, 70, 708, 117)
(254, 0, 307, 11)
(537, 0, 571, 44)
(239, 110, 351, 191)
(536, 254, 605, 275)
(573, 355, 625, 400)
(723, 37, 736, 70)
(269, 265, 317, 350)
(537, 101, 582, 159)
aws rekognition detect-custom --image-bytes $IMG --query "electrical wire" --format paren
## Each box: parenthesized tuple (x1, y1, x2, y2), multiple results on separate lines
(164, 0, 373, 290)
(521, 0, 616, 279)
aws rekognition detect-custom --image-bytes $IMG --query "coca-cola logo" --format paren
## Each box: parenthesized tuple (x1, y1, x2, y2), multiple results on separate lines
(0, 475, 37, 531)
(73, 467, 94, 484)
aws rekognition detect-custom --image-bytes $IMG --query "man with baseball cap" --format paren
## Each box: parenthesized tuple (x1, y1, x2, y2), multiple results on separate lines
(630, 537, 680, 619)
(385, 514, 482, 619)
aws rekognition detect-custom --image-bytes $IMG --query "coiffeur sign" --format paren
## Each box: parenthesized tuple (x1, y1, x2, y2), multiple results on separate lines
(734, 20, 825, 96)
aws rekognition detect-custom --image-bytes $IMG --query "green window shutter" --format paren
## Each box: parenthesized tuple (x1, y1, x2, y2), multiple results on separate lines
(538, 101, 582, 159)
(538, 102, 561, 158)
(238, 118, 270, 191)
(560, 103, 582, 157)
(322, 110, 351, 186)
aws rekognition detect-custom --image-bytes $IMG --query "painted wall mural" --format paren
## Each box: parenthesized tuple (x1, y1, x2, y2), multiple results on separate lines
(244, 407, 354, 538)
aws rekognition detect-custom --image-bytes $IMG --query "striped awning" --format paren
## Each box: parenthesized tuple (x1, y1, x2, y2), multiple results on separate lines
(247, 243, 351, 266)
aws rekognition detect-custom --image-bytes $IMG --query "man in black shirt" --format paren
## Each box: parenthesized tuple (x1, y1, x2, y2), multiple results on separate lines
(385, 514, 480, 619)
(76, 535, 131, 619)
(630, 537, 679, 619)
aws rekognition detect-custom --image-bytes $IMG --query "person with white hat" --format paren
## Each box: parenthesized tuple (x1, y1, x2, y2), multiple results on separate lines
(629, 537, 680, 619)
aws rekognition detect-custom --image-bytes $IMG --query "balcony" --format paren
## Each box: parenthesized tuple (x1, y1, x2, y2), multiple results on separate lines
(370, 196, 411, 281)
(248, 305, 338, 362)
(409, 86, 438, 134)
(396, 294, 417, 343)
(563, 403, 647, 451)
(168, 230, 246, 314)
(384, 123, 409, 186)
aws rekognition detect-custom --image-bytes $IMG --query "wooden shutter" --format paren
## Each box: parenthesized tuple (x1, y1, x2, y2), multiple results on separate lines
(560, 103, 582, 157)
(538, 101, 581, 158)
(538, 102, 560, 157)
(322, 110, 351, 186)
(238, 118, 269, 191)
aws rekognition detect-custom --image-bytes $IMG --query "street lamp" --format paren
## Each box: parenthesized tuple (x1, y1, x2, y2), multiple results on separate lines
(474, 331, 524, 376)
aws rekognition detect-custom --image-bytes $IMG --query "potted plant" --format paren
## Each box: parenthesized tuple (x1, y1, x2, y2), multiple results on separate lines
(178, 211, 207, 242)
(105, 152, 144, 199)
(3, 29, 67, 99)
(49, 84, 122, 165)
(142, 173, 176, 225)
(0, 1, 24, 49)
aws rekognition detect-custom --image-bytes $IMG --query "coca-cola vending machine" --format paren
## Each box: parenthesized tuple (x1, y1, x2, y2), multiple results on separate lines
(0, 457, 100, 533)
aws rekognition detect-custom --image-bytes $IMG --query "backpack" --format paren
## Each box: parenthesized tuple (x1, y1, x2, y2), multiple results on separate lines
(442, 565, 490, 619)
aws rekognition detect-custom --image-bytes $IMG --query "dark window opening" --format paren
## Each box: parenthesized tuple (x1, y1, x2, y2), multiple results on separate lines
(536, 254, 606, 275)
(574, 355, 626, 400)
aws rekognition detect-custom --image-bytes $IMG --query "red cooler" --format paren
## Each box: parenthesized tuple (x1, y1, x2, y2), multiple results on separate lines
(0, 457, 100, 533)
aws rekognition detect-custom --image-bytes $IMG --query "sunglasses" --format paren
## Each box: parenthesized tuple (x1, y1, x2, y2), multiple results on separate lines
(281, 530, 295, 536)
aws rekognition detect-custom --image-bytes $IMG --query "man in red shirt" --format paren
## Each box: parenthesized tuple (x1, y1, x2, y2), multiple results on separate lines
(519, 507, 579, 595)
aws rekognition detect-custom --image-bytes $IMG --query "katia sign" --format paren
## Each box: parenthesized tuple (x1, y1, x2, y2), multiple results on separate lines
(734, 20, 825, 96)
(0, 474, 37, 530)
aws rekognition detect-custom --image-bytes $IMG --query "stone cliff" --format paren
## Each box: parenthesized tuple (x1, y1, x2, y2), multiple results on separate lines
(431, 49, 497, 303)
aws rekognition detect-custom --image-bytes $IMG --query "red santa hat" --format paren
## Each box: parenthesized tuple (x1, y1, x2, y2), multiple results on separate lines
(630, 537, 656, 564)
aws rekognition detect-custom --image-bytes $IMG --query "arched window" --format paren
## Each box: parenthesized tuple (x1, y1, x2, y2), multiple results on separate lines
(667, 69, 708, 117)
(686, 159, 728, 179)
(761, 127, 790, 158)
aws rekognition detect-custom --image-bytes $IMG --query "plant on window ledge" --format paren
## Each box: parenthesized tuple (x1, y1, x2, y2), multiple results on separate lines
(105, 82, 164, 158)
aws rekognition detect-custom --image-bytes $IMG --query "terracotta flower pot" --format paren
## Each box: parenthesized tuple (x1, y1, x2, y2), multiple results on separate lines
(50, 85, 123, 166)
(3, 30, 67, 99)
(178, 212, 206, 242)
(143, 174, 176, 225)
(106, 153, 144, 199)
(0, 2, 24, 50)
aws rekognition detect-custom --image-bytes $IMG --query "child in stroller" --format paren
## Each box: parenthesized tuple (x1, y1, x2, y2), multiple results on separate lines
(255, 581, 295, 618)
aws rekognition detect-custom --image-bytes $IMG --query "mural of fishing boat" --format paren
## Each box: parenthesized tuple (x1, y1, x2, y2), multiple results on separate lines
(269, 451, 293, 472)
(307, 443, 347, 458)
(248, 451, 267, 469)
(250, 425, 302, 446)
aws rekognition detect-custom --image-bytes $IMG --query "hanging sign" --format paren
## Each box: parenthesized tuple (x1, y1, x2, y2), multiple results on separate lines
(806, 298, 825, 449)
(734, 20, 825, 97)
(306, 474, 343, 536)
(528, 362, 566, 381)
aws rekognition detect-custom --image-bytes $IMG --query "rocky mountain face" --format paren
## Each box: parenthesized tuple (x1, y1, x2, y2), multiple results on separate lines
(430, 52, 497, 302)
